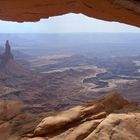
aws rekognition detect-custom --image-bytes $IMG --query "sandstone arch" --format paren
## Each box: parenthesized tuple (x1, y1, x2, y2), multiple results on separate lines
(0, 0, 140, 27)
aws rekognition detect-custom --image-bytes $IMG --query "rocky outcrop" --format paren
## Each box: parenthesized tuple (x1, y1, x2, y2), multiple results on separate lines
(0, 40, 14, 67)
(0, 100, 25, 121)
(4, 40, 14, 60)
(0, 41, 32, 78)
(84, 112, 140, 140)
(0, 0, 139, 27)
(22, 93, 140, 140)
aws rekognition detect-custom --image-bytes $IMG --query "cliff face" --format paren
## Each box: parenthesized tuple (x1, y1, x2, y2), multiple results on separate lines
(0, 40, 14, 67)
(0, 0, 139, 27)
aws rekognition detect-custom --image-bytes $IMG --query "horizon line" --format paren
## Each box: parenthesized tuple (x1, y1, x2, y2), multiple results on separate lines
(0, 32, 140, 34)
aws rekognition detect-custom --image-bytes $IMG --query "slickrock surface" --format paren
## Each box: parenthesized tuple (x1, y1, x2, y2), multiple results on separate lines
(22, 93, 140, 140)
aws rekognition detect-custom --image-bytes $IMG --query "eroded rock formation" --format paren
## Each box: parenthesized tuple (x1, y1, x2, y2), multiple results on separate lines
(0, 0, 140, 27)
(21, 93, 140, 140)
(0, 40, 14, 67)
(0, 41, 31, 78)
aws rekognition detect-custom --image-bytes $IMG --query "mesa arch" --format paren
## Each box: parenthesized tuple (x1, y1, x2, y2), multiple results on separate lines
(0, 0, 140, 27)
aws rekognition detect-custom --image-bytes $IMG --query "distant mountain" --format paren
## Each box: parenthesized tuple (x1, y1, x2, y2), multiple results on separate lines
(0, 33, 140, 57)
(0, 40, 31, 79)
(0, 40, 14, 67)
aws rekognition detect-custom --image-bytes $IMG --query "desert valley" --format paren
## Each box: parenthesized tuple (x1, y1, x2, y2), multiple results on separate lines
(0, 33, 140, 140)
(0, 0, 140, 139)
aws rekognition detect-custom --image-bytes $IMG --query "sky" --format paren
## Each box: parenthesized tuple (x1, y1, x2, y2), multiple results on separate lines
(0, 13, 140, 33)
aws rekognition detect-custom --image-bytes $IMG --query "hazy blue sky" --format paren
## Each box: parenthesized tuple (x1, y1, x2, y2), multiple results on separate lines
(0, 13, 140, 33)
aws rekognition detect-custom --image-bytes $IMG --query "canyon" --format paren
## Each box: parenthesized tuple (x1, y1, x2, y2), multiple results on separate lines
(0, 0, 140, 139)
(0, 38, 140, 139)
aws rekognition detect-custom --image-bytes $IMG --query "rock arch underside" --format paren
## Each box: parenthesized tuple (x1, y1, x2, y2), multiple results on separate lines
(0, 0, 140, 27)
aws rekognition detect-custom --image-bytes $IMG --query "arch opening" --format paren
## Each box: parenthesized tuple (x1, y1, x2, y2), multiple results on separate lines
(0, 11, 140, 140)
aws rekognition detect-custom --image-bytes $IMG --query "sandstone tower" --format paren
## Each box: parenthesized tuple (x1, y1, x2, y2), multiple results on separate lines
(0, 40, 14, 66)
